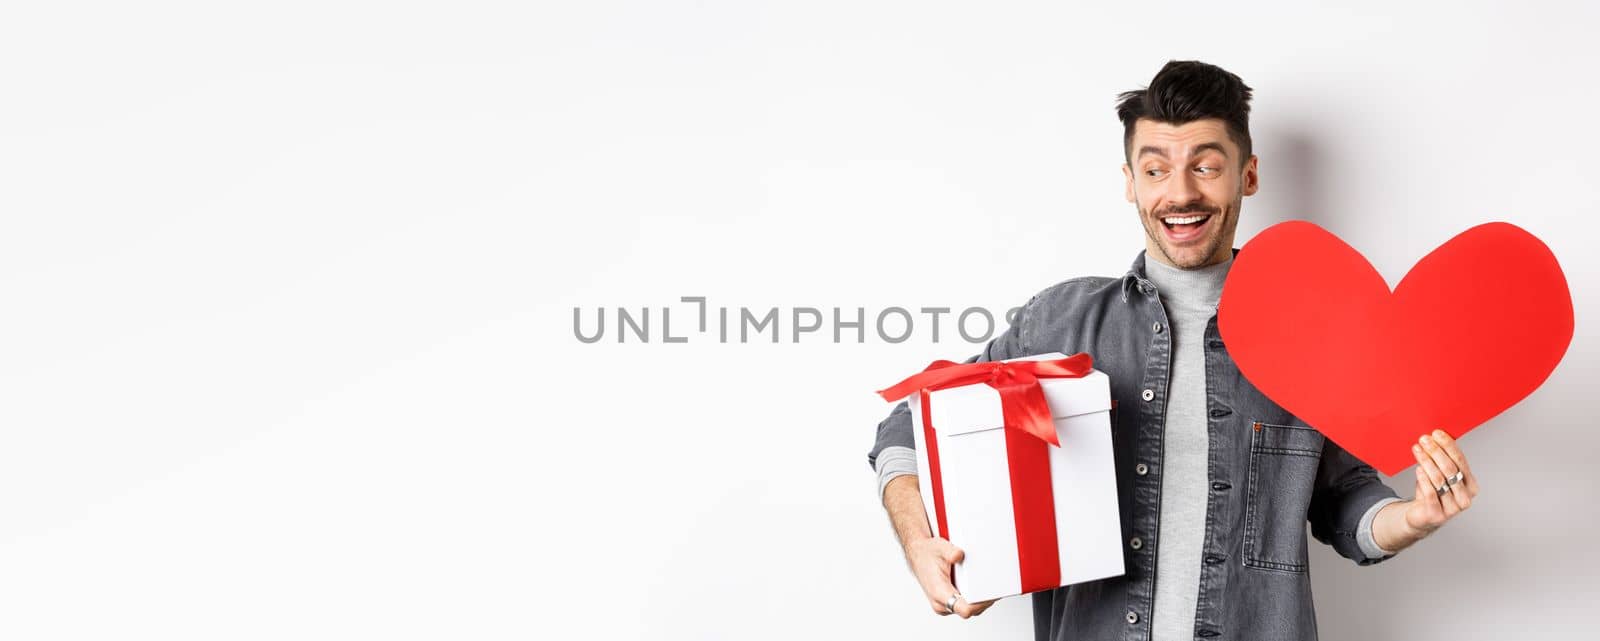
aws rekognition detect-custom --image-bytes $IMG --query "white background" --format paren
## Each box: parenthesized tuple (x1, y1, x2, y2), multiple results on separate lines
(2, 1, 1596, 639)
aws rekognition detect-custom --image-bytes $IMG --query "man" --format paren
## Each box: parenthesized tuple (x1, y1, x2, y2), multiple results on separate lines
(867, 60, 1481, 641)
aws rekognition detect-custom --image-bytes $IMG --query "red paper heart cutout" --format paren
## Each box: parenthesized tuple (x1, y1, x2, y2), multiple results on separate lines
(1218, 221, 1573, 476)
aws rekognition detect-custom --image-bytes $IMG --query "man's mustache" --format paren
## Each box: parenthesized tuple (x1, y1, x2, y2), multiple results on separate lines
(1156, 204, 1220, 217)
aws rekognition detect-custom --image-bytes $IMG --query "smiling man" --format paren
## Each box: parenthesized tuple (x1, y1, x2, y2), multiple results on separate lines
(867, 60, 1482, 640)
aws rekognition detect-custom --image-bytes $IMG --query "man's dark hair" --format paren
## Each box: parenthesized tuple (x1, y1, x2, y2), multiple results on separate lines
(1116, 60, 1254, 166)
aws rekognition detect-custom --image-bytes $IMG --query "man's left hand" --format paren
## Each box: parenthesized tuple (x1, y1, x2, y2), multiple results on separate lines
(1376, 429, 1481, 551)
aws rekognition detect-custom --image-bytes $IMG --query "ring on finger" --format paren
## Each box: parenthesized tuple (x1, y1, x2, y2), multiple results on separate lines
(1445, 471, 1463, 487)
(946, 593, 960, 614)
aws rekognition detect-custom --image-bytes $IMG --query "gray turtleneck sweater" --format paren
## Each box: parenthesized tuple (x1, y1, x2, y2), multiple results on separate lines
(1143, 255, 1232, 641)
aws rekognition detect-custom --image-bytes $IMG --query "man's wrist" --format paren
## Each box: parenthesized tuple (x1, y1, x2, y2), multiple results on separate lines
(1358, 496, 1406, 558)
(1372, 499, 1428, 552)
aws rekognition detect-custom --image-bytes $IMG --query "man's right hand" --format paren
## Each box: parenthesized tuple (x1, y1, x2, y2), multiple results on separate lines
(882, 475, 996, 619)
(903, 535, 996, 618)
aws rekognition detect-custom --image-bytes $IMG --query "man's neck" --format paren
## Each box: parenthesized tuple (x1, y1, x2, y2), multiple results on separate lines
(1143, 252, 1233, 312)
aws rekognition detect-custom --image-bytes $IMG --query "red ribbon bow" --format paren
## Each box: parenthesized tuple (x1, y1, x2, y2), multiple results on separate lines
(875, 353, 1094, 446)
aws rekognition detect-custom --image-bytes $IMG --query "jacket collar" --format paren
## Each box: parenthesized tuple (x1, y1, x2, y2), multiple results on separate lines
(1121, 247, 1241, 303)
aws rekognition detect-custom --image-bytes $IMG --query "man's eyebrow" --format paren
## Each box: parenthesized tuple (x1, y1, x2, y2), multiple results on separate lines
(1136, 145, 1167, 159)
(1136, 142, 1230, 161)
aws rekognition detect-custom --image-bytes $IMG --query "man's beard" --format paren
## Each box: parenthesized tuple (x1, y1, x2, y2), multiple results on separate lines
(1139, 198, 1236, 269)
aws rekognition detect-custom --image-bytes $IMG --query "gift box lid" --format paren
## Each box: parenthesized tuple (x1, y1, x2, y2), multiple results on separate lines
(927, 352, 1111, 437)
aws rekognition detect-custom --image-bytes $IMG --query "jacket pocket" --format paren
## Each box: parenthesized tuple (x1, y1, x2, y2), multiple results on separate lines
(1243, 421, 1324, 573)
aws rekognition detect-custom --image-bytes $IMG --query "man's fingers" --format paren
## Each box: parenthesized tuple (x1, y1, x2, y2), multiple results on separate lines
(1426, 432, 1473, 510)
(1431, 430, 1481, 498)
(1412, 442, 1443, 488)
(912, 539, 981, 620)
(953, 595, 994, 619)
(940, 544, 965, 616)
(1412, 444, 1445, 509)
(1412, 464, 1444, 521)
(921, 579, 957, 616)
(1412, 462, 1434, 505)
(1459, 479, 1478, 508)
(1413, 441, 1459, 516)
(1420, 433, 1461, 484)
(912, 538, 963, 617)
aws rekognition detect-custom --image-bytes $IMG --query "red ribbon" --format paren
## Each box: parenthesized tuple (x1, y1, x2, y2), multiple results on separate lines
(877, 353, 1094, 594)
(876, 353, 1094, 447)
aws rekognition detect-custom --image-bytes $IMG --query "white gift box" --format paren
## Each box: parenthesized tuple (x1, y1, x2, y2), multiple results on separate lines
(901, 352, 1125, 603)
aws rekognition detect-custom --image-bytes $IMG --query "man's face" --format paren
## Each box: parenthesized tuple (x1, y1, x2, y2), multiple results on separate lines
(1121, 118, 1258, 269)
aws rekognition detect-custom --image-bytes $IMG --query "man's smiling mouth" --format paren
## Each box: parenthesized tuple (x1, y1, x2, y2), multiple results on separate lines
(1160, 213, 1213, 243)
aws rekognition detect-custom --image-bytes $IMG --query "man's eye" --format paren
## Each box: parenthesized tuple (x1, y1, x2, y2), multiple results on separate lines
(1145, 169, 1165, 177)
(1195, 166, 1216, 175)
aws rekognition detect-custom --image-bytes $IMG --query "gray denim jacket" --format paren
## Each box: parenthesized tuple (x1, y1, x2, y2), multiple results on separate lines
(867, 249, 1401, 641)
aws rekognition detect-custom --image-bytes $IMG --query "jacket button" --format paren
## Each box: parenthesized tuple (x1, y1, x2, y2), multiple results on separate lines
(1152, 321, 1163, 333)
(1126, 611, 1139, 624)
(1198, 630, 1219, 637)
(1205, 555, 1225, 565)
(1211, 481, 1231, 490)
(1141, 389, 1155, 401)
(1208, 407, 1232, 418)
(1129, 537, 1143, 550)
(1135, 463, 1149, 475)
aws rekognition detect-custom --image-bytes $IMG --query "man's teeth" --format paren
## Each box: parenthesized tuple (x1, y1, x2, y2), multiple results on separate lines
(1162, 214, 1209, 225)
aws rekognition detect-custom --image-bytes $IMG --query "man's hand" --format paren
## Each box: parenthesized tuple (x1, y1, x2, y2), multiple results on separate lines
(1373, 429, 1481, 552)
(882, 475, 997, 618)
(902, 536, 996, 618)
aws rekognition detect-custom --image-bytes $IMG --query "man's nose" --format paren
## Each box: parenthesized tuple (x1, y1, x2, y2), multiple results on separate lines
(1167, 170, 1199, 205)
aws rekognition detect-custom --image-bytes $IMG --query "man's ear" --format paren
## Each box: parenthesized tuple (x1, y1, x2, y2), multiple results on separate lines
(1122, 163, 1135, 203)
(1241, 155, 1259, 196)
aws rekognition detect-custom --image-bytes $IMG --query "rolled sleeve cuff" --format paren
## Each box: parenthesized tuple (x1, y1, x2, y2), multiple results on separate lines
(874, 446, 918, 501)
(1357, 496, 1406, 559)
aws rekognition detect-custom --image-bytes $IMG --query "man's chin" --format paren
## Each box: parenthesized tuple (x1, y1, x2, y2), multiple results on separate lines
(1160, 242, 1220, 269)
